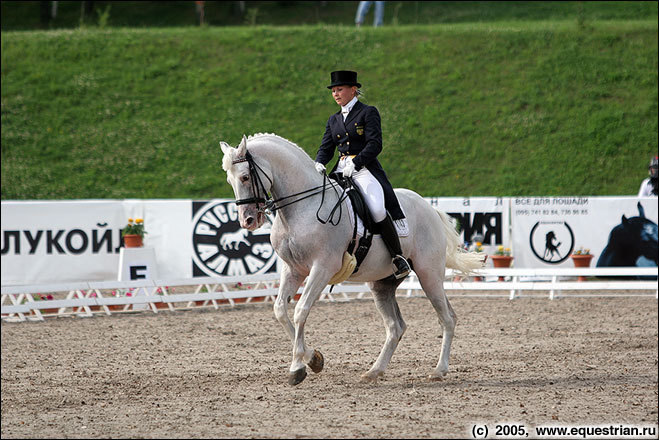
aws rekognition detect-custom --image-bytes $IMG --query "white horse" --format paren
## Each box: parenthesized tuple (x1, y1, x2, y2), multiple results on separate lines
(220, 133, 483, 385)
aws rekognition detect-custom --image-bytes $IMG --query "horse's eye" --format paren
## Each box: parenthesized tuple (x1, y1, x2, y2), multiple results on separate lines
(240, 175, 249, 183)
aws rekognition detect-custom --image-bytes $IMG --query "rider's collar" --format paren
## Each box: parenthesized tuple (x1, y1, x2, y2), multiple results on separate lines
(341, 96, 359, 115)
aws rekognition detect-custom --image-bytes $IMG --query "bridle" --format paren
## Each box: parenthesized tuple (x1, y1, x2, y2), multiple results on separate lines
(231, 150, 348, 225)
(232, 151, 272, 210)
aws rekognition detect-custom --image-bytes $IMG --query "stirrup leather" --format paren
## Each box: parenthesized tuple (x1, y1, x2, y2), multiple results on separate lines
(392, 255, 411, 279)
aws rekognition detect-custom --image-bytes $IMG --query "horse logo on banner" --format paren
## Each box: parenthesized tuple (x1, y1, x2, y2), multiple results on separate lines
(191, 200, 277, 277)
(529, 221, 575, 264)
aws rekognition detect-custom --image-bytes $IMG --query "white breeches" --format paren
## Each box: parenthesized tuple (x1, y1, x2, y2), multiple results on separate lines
(337, 156, 387, 223)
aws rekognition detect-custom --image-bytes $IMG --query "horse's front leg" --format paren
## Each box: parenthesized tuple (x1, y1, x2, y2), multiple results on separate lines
(273, 263, 303, 341)
(288, 263, 335, 386)
(274, 263, 325, 380)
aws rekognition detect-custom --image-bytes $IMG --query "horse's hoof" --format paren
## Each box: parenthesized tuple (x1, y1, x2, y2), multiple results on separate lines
(360, 370, 383, 383)
(308, 350, 324, 374)
(428, 371, 447, 381)
(288, 367, 307, 386)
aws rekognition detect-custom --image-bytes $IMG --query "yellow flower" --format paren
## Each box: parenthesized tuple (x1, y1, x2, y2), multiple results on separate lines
(494, 245, 511, 256)
(122, 218, 146, 238)
(573, 246, 591, 256)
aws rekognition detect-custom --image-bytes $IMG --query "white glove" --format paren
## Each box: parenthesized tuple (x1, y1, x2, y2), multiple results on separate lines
(314, 162, 326, 174)
(342, 157, 356, 178)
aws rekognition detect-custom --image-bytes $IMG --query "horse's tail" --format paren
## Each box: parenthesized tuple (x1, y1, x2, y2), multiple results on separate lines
(436, 209, 485, 276)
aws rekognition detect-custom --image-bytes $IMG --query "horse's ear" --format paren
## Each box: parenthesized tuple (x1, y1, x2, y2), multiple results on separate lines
(638, 201, 646, 218)
(621, 214, 628, 224)
(236, 134, 248, 157)
(219, 141, 232, 156)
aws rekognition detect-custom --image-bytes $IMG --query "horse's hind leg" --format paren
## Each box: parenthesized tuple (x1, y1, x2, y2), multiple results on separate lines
(361, 277, 407, 382)
(416, 266, 456, 380)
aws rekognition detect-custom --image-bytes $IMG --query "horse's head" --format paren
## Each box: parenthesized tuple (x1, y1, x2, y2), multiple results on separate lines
(627, 216, 659, 264)
(220, 135, 270, 231)
(639, 222, 659, 263)
(625, 202, 659, 263)
(607, 211, 659, 265)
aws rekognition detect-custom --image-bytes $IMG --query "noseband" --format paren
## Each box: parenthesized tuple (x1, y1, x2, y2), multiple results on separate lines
(231, 149, 347, 224)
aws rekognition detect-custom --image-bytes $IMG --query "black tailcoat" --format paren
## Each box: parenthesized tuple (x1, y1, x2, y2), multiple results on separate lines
(315, 100, 405, 220)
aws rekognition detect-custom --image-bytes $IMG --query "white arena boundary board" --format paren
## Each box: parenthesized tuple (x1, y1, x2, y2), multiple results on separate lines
(2, 267, 656, 323)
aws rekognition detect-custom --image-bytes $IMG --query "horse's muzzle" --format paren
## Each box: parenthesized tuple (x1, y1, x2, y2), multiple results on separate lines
(239, 207, 265, 231)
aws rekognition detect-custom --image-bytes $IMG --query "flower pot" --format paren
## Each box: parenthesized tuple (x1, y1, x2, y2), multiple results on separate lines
(33, 308, 59, 316)
(123, 234, 143, 248)
(571, 254, 593, 281)
(490, 255, 513, 281)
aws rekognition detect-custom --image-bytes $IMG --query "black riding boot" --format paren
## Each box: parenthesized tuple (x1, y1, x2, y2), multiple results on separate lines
(376, 214, 411, 279)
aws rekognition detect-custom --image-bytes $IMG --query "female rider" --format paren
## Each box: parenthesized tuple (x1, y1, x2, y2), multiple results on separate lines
(314, 70, 411, 279)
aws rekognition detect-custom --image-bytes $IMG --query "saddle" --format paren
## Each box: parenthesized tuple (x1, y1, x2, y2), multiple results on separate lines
(328, 173, 375, 280)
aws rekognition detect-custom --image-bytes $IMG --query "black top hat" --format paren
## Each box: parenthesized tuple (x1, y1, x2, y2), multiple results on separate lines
(327, 70, 362, 89)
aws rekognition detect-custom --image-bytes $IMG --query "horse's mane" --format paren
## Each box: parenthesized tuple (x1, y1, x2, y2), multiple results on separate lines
(248, 133, 313, 162)
(222, 133, 313, 171)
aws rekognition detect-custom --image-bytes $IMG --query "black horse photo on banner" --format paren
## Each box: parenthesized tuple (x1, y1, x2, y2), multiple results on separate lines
(597, 201, 658, 269)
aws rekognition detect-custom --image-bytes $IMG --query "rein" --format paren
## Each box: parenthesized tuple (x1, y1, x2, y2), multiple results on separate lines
(232, 151, 347, 225)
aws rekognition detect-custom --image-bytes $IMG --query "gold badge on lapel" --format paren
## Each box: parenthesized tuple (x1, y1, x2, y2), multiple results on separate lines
(356, 125, 364, 136)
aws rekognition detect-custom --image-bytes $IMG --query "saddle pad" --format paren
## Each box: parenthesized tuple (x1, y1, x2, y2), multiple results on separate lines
(345, 200, 409, 238)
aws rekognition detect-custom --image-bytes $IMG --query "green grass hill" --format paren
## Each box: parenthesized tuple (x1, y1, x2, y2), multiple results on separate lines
(1, 4, 657, 199)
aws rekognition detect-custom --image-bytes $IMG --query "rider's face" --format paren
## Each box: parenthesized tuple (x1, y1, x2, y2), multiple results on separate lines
(332, 85, 357, 107)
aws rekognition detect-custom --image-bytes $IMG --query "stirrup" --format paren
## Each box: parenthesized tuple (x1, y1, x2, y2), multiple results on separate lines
(392, 255, 411, 279)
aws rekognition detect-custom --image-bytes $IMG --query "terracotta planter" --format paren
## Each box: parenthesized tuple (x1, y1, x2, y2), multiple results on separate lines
(490, 255, 513, 281)
(34, 308, 59, 315)
(123, 234, 143, 248)
(107, 304, 127, 311)
(571, 254, 593, 281)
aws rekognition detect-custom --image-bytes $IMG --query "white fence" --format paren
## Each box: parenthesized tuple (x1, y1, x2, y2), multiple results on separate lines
(2, 267, 656, 323)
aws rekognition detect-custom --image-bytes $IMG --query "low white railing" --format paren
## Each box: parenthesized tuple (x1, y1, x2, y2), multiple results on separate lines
(402, 267, 658, 300)
(1, 267, 657, 322)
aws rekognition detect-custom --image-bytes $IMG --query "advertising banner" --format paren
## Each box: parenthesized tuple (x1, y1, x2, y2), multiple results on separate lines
(1, 199, 276, 285)
(427, 197, 511, 259)
(3, 196, 656, 286)
(511, 196, 658, 268)
(2, 200, 127, 285)
(1, 199, 190, 285)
